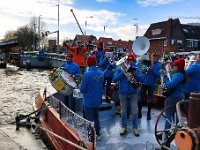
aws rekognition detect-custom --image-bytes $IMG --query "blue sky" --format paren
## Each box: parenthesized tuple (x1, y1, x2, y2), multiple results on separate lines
(0, 0, 200, 43)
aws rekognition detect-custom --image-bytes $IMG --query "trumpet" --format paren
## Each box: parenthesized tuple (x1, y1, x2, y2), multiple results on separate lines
(121, 63, 140, 88)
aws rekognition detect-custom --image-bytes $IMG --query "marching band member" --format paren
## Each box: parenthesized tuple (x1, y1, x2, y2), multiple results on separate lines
(137, 52, 161, 120)
(63, 40, 88, 73)
(184, 53, 200, 99)
(113, 53, 144, 137)
(60, 52, 81, 112)
(99, 49, 116, 103)
(80, 56, 104, 141)
(162, 58, 188, 130)
(95, 40, 104, 64)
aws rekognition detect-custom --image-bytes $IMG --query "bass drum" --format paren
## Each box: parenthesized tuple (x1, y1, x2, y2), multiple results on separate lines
(50, 68, 78, 96)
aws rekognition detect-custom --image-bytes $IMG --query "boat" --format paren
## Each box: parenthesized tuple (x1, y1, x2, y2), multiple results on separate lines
(34, 88, 96, 150)
(33, 84, 173, 150)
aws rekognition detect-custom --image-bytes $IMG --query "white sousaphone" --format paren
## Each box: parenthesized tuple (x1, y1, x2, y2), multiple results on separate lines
(116, 36, 150, 66)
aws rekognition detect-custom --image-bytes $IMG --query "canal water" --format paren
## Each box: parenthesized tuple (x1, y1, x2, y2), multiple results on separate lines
(0, 64, 50, 126)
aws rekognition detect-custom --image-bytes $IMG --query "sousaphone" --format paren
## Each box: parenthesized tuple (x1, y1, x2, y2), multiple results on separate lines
(116, 36, 150, 66)
(132, 36, 150, 56)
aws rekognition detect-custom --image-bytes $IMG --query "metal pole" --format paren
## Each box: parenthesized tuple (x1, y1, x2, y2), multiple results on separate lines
(134, 18, 138, 40)
(38, 15, 42, 49)
(57, 3, 59, 51)
(70, 9, 86, 46)
(33, 21, 36, 51)
(85, 16, 93, 36)
(70, 9, 85, 36)
(104, 25, 107, 37)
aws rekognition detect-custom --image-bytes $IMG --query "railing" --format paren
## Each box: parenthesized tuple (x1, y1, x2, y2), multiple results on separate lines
(45, 89, 95, 149)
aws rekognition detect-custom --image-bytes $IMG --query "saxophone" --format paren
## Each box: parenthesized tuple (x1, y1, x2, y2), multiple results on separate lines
(121, 63, 140, 88)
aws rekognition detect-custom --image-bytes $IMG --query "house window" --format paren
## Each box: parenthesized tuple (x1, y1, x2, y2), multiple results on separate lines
(177, 40, 183, 47)
(171, 39, 175, 45)
(163, 39, 167, 46)
(187, 40, 193, 47)
(194, 41, 198, 47)
(108, 41, 112, 45)
(151, 29, 162, 35)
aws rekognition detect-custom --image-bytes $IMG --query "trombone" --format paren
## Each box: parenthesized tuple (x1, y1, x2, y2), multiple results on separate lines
(121, 63, 139, 88)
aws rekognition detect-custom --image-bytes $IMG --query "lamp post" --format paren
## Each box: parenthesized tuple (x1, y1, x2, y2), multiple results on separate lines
(56, 3, 59, 51)
(133, 18, 138, 39)
(104, 25, 107, 37)
(38, 15, 42, 49)
(85, 16, 93, 35)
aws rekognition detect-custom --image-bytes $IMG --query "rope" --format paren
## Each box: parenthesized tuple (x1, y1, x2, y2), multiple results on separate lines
(38, 126, 87, 150)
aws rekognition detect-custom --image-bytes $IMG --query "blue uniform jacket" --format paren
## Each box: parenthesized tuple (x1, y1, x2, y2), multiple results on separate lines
(113, 64, 144, 94)
(80, 66, 104, 108)
(97, 48, 104, 64)
(60, 61, 80, 79)
(184, 62, 200, 93)
(99, 57, 116, 77)
(141, 61, 161, 87)
(164, 72, 184, 98)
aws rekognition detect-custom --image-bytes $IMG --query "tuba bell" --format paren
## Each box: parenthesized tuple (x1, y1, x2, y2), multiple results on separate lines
(132, 36, 150, 56)
(116, 36, 150, 66)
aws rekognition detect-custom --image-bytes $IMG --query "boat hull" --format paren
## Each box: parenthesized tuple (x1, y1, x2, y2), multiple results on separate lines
(34, 89, 95, 150)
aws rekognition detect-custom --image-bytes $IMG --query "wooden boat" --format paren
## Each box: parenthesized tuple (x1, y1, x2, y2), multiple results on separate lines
(34, 88, 96, 150)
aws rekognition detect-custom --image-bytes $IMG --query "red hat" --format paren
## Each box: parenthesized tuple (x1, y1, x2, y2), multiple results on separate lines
(66, 52, 73, 59)
(174, 58, 185, 70)
(104, 48, 110, 54)
(96, 40, 103, 47)
(86, 56, 97, 67)
(126, 53, 135, 61)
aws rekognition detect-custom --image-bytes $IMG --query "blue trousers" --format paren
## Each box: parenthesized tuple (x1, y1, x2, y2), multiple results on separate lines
(164, 96, 183, 130)
(119, 93, 138, 129)
(84, 107, 100, 136)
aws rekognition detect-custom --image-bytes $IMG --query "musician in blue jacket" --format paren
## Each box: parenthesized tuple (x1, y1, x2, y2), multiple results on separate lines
(113, 53, 144, 137)
(96, 40, 104, 64)
(138, 52, 161, 120)
(80, 56, 104, 141)
(162, 58, 188, 131)
(184, 53, 200, 99)
(60, 52, 81, 112)
(99, 52, 116, 102)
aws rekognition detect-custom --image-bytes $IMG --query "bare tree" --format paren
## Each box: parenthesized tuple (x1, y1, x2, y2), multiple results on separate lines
(15, 25, 35, 51)
(4, 30, 16, 39)
(2, 16, 47, 52)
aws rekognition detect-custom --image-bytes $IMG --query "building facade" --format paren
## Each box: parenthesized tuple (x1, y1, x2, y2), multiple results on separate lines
(144, 18, 200, 55)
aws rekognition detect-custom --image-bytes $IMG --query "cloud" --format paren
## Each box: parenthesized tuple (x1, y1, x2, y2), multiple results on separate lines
(0, 0, 147, 41)
(104, 24, 148, 41)
(137, 0, 180, 7)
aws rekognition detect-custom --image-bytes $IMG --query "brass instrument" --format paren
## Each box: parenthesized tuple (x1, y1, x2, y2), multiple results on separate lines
(186, 55, 196, 69)
(161, 61, 173, 96)
(116, 36, 150, 66)
(108, 57, 113, 65)
(121, 63, 139, 88)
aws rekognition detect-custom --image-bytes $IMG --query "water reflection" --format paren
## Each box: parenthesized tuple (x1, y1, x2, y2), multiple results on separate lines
(0, 64, 50, 125)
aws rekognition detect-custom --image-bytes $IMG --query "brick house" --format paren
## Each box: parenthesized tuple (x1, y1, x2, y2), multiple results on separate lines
(99, 37, 133, 52)
(144, 18, 200, 56)
(72, 34, 97, 46)
(71, 35, 133, 53)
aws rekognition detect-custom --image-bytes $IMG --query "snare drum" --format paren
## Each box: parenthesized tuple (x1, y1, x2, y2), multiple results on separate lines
(50, 68, 78, 96)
